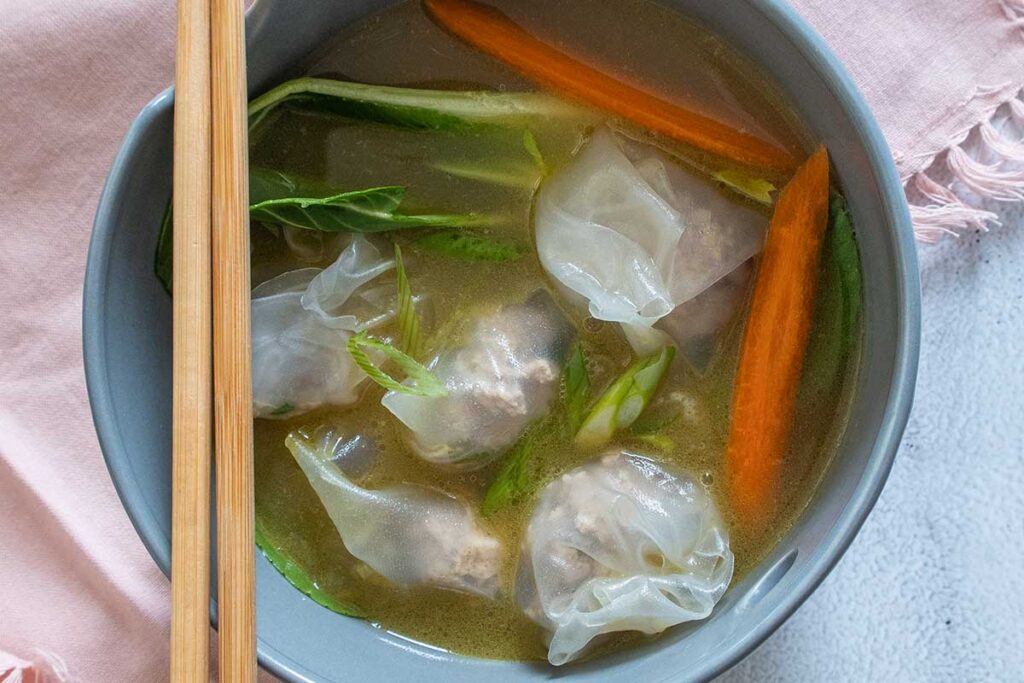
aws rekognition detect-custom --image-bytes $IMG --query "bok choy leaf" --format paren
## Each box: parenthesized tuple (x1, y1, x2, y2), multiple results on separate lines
(155, 167, 346, 292)
(154, 202, 173, 293)
(430, 160, 541, 188)
(249, 185, 479, 233)
(247, 77, 588, 131)
(430, 128, 550, 189)
(247, 166, 339, 202)
(413, 229, 527, 262)
(156, 173, 479, 293)
(712, 168, 776, 205)
(522, 129, 547, 174)
(799, 194, 862, 400)
(269, 402, 295, 416)
(255, 520, 366, 618)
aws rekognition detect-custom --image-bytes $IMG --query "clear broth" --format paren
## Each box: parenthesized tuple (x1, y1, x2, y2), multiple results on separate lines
(251, 0, 859, 662)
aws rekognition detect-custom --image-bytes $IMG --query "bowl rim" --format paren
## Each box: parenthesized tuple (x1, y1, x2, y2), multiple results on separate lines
(83, 0, 921, 680)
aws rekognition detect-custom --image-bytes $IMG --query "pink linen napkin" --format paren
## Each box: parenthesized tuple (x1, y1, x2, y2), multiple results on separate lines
(1, 0, 1022, 680)
(789, 0, 1024, 241)
(0, 3, 178, 681)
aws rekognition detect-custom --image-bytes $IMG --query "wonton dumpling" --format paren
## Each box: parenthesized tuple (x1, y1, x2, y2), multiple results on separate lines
(286, 427, 502, 598)
(516, 452, 733, 665)
(382, 290, 574, 469)
(655, 260, 753, 370)
(251, 235, 394, 418)
(535, 128, 766, 329)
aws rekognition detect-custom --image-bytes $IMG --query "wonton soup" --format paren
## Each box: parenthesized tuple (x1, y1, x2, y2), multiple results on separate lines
(158, 0, 861, 665)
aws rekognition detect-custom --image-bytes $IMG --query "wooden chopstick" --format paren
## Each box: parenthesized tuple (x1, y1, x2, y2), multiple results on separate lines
(210, 0, 256, 679)
(170, 0, 212, 679)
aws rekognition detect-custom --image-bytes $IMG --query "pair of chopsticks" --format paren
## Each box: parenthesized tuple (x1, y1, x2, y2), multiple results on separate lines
(169, 0, 255, 680)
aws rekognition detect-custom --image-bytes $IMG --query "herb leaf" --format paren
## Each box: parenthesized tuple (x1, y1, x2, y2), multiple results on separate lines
(393, 244, 423, 358)
(414, 229, 527, 262)
(576, 345, 676, 450)
(247, 77, 588, 132)
(249, 186, 479, 233)
(563, 344, 590, 431)
(255, 520, 366, 618)
(347, 331, 447, 397)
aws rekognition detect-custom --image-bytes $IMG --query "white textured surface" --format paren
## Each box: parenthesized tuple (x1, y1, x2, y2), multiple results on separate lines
(722, 203, 1024, 681)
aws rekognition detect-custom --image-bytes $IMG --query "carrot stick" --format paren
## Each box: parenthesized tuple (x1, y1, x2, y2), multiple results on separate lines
(423, 0, 800, 173)
(725, 147, 830, 530)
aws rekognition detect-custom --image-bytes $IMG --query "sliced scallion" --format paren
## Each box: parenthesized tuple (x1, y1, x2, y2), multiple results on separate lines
(575, 345, 675, 450)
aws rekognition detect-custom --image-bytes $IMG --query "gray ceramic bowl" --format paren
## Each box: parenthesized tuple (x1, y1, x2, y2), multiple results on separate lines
(84, 0, 920, 680)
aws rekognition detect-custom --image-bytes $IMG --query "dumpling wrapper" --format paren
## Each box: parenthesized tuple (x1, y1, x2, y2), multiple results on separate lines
(251, 235, 395, 418)
(300, 233, 397, 327)
(516, 452, 733, 665)
(655, 260, 753, 369)
(535, 128, 765, 329)
(382, 290, 574, 469)
(285, 428, 502, 598)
